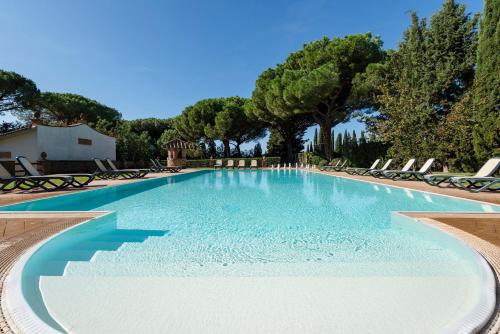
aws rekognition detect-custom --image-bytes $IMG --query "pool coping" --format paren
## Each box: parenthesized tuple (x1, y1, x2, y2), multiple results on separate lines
(395, 212, 498, 333)
(1, 169, 498, 333)
(1, 212, 113, 334)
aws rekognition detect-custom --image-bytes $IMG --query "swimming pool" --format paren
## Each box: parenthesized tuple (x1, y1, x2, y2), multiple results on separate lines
(3, 170, 498, 333)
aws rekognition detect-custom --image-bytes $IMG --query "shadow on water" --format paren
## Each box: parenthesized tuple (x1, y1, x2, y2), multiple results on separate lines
(1, 170, 209, 212)
(21, 213, 168, 332)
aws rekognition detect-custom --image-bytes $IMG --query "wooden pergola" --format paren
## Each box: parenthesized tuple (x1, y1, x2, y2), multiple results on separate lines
(166, 139, 196, 167)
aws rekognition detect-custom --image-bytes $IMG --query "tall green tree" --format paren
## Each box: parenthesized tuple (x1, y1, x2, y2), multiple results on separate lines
(312, 128, 318, 153)
(334, 132, 342, 154)
(253, 143, 263, 157)
(266, 128, 305, 160)
(0, 70, 39, 115)
(342, 129, 350, 159)
(175, 98, 232, 155)
(207, 140, 217, 158)
(471, 0, 500, 162)
(205, 97, 265, 157)
(247, 66, 311, 162)
(365, 1, 479, 163)
(175, 98, 222, 142)
(281, 33, 384, 159)
(330, 129, 335, 157)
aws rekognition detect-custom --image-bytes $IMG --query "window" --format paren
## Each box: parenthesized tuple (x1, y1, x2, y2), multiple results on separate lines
(78, 138, 92, 146)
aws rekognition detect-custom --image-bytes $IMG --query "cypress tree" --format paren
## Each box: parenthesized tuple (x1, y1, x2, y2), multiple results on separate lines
(359, 131, 367, 145)
(330, 129, 335, 155)
(351, 130, 358, 148)
(335, 132, 342, 154)
(369, 1, 479, 163)
(343, 129, 350, 158)
(471, 0, 500, 162)
(312, 128, 318, 153)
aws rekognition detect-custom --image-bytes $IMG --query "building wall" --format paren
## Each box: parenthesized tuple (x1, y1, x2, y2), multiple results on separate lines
(36, 124, 116, 161)
(0, 129, 38, 161)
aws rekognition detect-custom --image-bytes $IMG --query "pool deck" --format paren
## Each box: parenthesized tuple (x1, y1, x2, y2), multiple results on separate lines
(0, 167, 498, 333)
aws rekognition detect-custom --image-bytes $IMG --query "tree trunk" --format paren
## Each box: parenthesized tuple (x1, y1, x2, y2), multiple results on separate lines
(285, 136, 294, 163)
(236, 144, 242, 157)
(320, 119, 333, 160)
(223, 139, 230, 157)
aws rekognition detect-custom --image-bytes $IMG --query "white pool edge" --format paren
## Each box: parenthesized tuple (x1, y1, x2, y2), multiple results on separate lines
(394, 212, 497, 333)
(2, 211, 113, 334)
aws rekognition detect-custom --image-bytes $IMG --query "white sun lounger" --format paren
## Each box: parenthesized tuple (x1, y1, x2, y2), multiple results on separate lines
(425, 157, 500, 192)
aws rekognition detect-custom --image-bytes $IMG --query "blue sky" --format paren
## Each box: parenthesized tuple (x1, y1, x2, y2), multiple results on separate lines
(1, 0, 483, 151)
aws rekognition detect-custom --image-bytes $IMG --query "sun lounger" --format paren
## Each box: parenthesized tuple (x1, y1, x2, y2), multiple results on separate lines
(0, 163, 31, 191)
(238, 160, 246, 169)
(1, 163, 70, 192)
(17, 156, 92, 189)
(94, 159, 143, 179)
(226, 160, 235, 169)
(250, 160, 258, 169)
(332, 160, 348, 172)
(153, 159, 181, 173)
(386, 158, 434, 181)
(369, 159, 394, 177)
(424, 158, 500, 192)
(345, 159, 380, 175)
(320, 160, 340, 171)
(214, 159, 223, 169)
(380, 159, 416, 179)
(106, 159, 149, 178)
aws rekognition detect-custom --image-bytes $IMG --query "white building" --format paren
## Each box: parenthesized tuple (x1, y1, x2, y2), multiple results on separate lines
(0, 123, 116, 162)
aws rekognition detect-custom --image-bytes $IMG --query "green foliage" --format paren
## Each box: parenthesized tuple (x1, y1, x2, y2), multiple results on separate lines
(439, 91, 477, 171)
(471, 0, 500, 162)
(247, 66, 312, 162)
(175, 98, 223, 141)
(266, 128, 305, 162)
(111, 122, 152, 161)
(206, 140, 217, 158)
(253, 143, 263, 157)
(177, 97, 263, 157)
(365, 1, 479, 164)
(0, 70, 39, 114)
(156, 128, 180, 158)
(334, 132, 342, 154)
(37, 92, 122, 125)
(281, 33, 385, 159)
(128, 118, 175, 143)
(205, 96, 265, 157)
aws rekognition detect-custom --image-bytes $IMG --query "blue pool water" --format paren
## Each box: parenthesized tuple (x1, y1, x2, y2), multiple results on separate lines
(3, 169, 498, 276)
(2, 170, 498, 333)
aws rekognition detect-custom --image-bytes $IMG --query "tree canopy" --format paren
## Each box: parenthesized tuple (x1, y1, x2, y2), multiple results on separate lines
(279, 33, 385, 159)
(176, 97, 263, 157)
(37, 92, 122, 125)
(362, 1, 479, 165)
(471, 0, 500, 162)
(205, 96, 265, 156)
(0, 70, 39, 114)
(246, 66, 312, 162)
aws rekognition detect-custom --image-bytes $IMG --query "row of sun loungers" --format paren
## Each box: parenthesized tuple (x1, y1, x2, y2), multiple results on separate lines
(324, 157, 499, 193)
(214, 159, 259, 169)
(0, 157, 182, 192)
